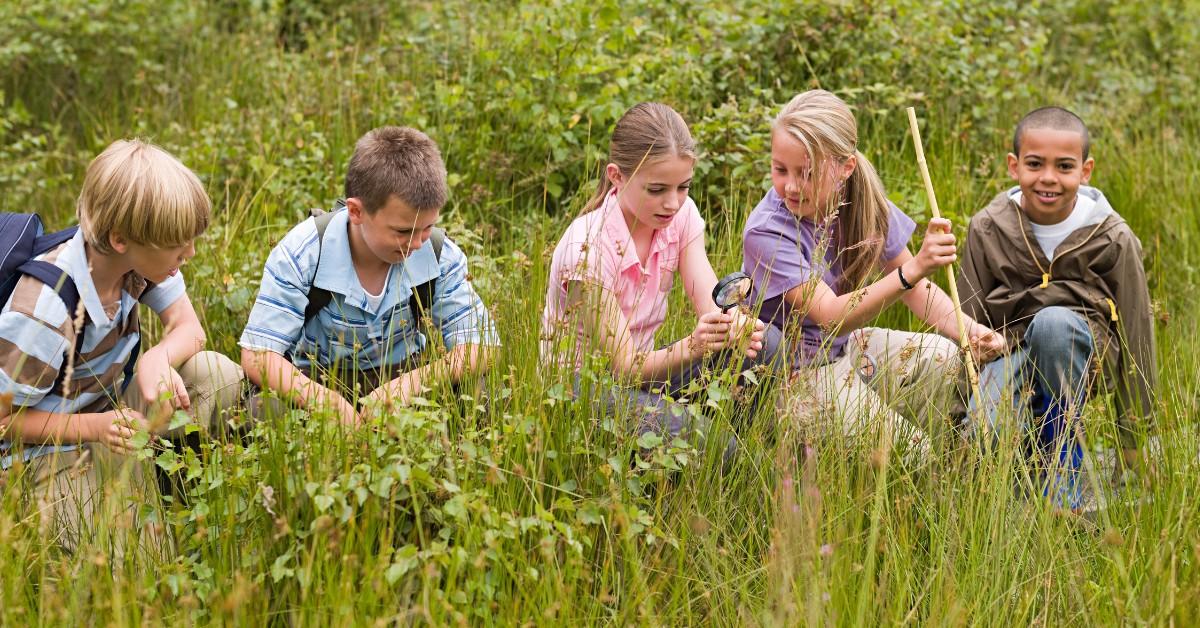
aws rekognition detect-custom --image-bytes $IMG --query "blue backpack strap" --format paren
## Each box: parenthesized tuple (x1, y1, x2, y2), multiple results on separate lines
(31, 226, 79, 257)
(16, 260, 80, 321)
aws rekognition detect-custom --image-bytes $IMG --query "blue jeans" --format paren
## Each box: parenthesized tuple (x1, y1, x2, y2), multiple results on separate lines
(968, 307, 1094, 508)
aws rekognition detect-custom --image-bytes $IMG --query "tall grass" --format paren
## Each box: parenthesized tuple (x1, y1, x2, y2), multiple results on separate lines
(1, 0, 1198, 624)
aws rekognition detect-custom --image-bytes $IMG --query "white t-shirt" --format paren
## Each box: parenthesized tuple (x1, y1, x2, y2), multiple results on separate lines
(364, 286, 384, 312)
(1012, 191, 1098, 260)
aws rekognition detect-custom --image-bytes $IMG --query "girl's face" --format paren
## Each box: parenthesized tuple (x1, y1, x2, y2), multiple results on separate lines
(607, 156, 694, 233)
(770, 128, 855, 220)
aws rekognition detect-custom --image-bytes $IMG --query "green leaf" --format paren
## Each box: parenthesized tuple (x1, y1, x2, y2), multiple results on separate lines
(168, 410, 192, 431)
(313, 495, 334, 512)
(385, 546, 420, 585)
(637, 431, 663, 449)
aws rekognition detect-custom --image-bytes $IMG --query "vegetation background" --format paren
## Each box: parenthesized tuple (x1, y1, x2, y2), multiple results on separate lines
(1, 0, 1198, 624)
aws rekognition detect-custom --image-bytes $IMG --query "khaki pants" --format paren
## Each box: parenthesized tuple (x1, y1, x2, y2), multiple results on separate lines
(778, 328, 961, 464)
(11, 350, 244, 559)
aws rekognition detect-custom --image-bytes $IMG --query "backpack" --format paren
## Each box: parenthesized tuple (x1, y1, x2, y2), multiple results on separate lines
(303, 200, 445, 332)
(0, 213, 143, 394)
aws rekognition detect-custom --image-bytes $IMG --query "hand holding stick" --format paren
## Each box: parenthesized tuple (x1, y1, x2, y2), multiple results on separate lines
(906, 107, 987, 442)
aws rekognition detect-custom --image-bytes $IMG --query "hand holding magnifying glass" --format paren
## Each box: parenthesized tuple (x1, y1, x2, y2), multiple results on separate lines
(707, 272, 764, 358)
(712, 271, 753, 312)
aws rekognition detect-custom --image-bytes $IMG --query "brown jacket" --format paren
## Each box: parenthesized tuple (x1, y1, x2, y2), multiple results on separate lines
(957, 187, 1157, 439)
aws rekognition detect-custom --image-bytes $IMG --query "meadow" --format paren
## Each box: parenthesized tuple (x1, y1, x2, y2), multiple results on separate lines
(1, 0, 1199, 624)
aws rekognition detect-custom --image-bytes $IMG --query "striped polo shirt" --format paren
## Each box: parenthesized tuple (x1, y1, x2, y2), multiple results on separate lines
(239, 209, 499, 371)
(0, 230, 185, 468)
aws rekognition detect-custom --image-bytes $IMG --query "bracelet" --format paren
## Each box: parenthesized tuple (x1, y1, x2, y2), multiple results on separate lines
(897, 265, 915, 290)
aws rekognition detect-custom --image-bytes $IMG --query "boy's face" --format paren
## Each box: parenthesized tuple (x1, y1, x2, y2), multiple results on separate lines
(348, 195, 439, 265)
(123, 240, 195, 284)
(1007, 128, 1094, 224)
(606, 156, 694, 232)
(770, 128, 855, 220)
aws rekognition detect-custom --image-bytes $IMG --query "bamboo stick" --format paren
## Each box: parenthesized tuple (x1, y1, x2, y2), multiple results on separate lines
(905, 107, 987, 441)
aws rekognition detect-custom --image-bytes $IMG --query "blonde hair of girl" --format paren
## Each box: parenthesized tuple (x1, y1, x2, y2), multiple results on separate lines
(583, 102, 697, 214)
(774, 89, 890, 291)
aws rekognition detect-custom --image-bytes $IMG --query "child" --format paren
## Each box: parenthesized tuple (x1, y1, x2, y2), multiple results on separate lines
(957, 106, 1156, 507)
(541, 102, 767, 440)
(0, 139, 243, 553)
(742, 90, 1005, 461)
(240, 126, 498, 423)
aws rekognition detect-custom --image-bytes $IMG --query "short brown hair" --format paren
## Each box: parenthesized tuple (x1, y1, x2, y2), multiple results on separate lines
(77, 139, 211, 254)
(345, 126, 448, 213)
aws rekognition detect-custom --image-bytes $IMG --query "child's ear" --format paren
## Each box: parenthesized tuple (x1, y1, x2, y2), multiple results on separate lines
(1006, 153, 1020, 180)
(1080, 156, 1094, 185)
(840, 154, 857, 181)
(345, 197, 365, 224)
(605, 163, 624, 189)
(109, 232, 129, 254)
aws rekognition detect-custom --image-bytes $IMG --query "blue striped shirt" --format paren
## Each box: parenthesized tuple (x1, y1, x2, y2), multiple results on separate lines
(239, 209, 498, 370)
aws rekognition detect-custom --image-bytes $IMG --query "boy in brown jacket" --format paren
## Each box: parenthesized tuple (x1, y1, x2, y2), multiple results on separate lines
(957, 106, 1156, 509)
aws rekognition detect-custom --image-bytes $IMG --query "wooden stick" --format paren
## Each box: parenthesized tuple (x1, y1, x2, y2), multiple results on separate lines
(905, 107, 987, 440)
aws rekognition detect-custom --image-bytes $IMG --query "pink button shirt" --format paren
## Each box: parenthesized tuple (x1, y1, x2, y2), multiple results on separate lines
(541, 189, 705, 369)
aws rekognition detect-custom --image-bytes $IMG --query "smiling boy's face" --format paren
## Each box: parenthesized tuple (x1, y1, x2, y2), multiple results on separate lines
(1007, 127, 1095, 225)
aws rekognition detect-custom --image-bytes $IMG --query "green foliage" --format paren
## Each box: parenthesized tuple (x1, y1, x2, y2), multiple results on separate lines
(1, 0, 1199, 624)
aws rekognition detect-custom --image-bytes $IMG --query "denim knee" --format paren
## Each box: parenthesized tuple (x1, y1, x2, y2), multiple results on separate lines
(1024, 307, 1092, 355)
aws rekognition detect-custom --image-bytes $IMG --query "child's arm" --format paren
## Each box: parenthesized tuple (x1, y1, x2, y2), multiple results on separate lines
(563, 278, 739, 383)
(240, 348, 359, 424)
(0, 405, 149, 456)
(885, 250, 1006, 363)
(783, 218, 956, 333)
(362, 343, 495, 408)
(0, 303, 152, 453)
(1105, 229, 1157, 434)
(676, 228, 765, 351)
(133, 293, 206, 418)
(360, 237, 500, 409)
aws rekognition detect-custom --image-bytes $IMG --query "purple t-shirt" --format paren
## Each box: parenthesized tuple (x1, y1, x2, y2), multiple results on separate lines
(742, 188, 916, 365)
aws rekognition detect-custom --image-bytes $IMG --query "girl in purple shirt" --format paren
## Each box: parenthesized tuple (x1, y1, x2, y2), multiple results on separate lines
(742, 90, 1005, 462)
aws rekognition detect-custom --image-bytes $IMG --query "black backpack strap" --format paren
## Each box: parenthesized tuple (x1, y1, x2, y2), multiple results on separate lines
(303, 206, 340, 324)
(409, 227, 446, 330)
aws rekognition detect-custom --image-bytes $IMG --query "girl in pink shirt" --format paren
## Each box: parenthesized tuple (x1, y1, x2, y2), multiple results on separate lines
(542, 102, 767, 439)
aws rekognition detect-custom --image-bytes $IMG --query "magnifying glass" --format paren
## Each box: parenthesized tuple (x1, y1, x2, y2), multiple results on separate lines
(712, 271, 753, 312)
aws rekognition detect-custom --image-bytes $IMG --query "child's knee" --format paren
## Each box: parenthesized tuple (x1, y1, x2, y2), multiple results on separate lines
(1026, 307, 1090, 348)
(923, 335, 961, 375)
(179, 351, 245, 422)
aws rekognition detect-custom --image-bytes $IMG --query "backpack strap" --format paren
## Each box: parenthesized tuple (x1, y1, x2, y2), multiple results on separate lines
(303, 203, 341, 325)
(408, 227, 446, 331)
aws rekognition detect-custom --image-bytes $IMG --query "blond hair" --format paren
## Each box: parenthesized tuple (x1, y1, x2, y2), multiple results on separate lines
(774, 90, 890, 291)
(346, 126, 448, 213)
(584, 102, 696, 214)
(77, 139, 211, 254)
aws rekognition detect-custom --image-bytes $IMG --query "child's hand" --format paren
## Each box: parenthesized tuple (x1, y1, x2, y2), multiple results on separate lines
(311, 388, 362, 427)
(729, 310, 766, 359)
(968, 324, 1007, 363)
(96, 408, 150, 455)
(910, 218, 957, 280)
(361, 377, 418, 416)
(689, 311, 735, 356)
(134, 352, 191, 423)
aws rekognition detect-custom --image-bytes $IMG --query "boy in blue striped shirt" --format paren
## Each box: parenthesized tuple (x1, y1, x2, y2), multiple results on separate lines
(239, 127, 498, 424)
